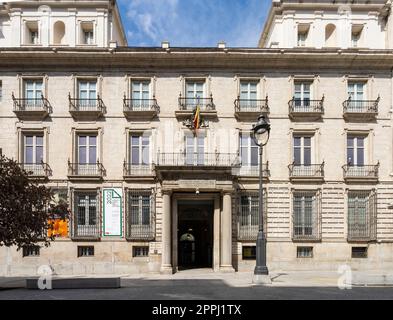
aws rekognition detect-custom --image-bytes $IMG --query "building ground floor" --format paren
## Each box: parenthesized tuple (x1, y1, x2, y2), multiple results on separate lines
(1, 172, 393, 276)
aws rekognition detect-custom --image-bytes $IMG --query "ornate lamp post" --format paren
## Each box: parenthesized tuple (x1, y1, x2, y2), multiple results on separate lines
(251, 115, 271, 282)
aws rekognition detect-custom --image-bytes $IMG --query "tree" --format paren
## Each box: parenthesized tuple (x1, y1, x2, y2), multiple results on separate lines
(0, 154, 69, 249)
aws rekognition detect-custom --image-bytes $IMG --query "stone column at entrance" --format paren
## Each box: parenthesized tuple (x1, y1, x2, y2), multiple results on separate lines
(160, 190, 173, 274)
(220, 192, 235, 272)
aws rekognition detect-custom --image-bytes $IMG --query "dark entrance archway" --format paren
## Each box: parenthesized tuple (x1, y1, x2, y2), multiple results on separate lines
(178, 200, 214, 270)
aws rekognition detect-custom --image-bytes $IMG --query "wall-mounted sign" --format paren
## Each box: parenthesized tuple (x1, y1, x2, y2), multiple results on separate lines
(103, 188, 123, 237)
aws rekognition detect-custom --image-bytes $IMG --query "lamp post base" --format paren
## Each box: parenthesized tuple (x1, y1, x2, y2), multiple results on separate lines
(252, 274, 272, 285)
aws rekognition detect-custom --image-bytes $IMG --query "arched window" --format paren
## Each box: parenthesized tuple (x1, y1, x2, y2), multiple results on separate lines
(325, 24, 337, 47)
(53, 21, 65, 45)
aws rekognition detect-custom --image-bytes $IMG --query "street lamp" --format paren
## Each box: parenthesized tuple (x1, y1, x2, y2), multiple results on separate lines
(251, 115, 271, 280)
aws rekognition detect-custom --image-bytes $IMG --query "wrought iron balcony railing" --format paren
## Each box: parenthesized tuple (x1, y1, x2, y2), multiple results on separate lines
(236, 163, 270, 177)
(293, 227, 321, 241)
(123, 162, 154, 176)
(68, 94, 105, 113)
(343, 97, 379, 115)
(126, 224, 155, 241)
(67, 161, 105, 177)
(72, 224, 100, 239)
(343, 164, 379, 179)
(19, 162, 51, 177)
(123, 97, 159, 113)
(178, 95, 215, 111)
(12, 94, 51, 113)
(234, 97, 269, 113)
(156, 152, 239, 167)
(289, 163, 325, 179)
(288, 97, 324, 115)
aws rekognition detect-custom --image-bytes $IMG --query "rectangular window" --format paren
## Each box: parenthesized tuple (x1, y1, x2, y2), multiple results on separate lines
(127, 190, 154, 240)
(293, 192, 319, 240)
(81, 22, 94, 45)
(23, 245, 40, 257)
(297, 26, 309, 47)
(130, 134, 150, 166)
(239, 81, 258, 109)
(77, 246, 94, 257)
(348, 82, 365, 101)
(74, 193, 99, 238)
(185, 81, 204, 110)
(240, 133, 259, 167)
(242, 246, 256, 260)
(77, 80, 97, 109)
(293, 136, 312, 166)
(24, 134, 44, 164)
(347, 136, 365, 166)
(352, 247, 367, 258)
(185, 135, 205, 165)
(77, 135, 97, 165)
(297, 246, 313, 258)
(348, 191, 376, 241)
(294, 81, 311, 108)
(131, 81, 150, 109)
(133, 246, 149, 257)
(24, 80, 43, 107)
(238, 192, 266, 241)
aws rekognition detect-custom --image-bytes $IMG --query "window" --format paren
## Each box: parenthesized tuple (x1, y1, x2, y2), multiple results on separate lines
(242, 246, 256, 260)
(24, 80, 43, 107)
(297, 25, 309, 47)
(347, 136, 365, 166)
(73, 193, 99, 238)
(185, 134, 205, 165)
(78, 80, 97, 109)
(294, 81, 311, 108)
(293, 136, 311, 166)
(239, 81, 258, 109)
(24, 134, 44, 165)
(348, 82, 365, 101)
(238, 192, 266, 241)
(130, 134, 150, 166)
(25, 22, 39, 45)
(293, 192, 319, 239)
(133, 246, 149, 257)
(23, 245, 40, 257)
(77, 135, 97, 165)
(352, 247, 367, 258)
(81, 22, 94, 45)
(77, 246, 94, 257)
(185, 81, 204, 109)
(127, 190, 154, 240)
(297, 246, 313, 258)
(131, 81, 150, 109)
(351, 25, 363, 48)
(348, 191, 376, 241)
(240, 133, 259, 167)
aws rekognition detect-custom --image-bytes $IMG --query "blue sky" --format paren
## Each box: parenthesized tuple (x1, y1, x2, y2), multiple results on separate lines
(117, 0, 270, 47)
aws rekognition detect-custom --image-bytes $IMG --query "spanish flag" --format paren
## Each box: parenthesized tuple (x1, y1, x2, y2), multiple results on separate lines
(193, 105, 201, 130)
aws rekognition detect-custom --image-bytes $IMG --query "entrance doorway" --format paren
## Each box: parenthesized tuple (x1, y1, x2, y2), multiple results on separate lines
(178, 200, 214, 270)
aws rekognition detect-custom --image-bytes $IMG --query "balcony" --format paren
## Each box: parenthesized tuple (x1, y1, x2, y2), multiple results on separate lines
(288, 97, 324, 120)
(175, 95, 217, 119)
(235, 163, 270, 180)
(343, 164, 379, 183)
(126, 224, 155, 241)
(289, 163, 325, 182)
(293, 226, 321, 242)
(343, 97, 379, 120)
(67, 161, 105, 180)
(68, 94, 105, 120)
(19, 162, 51, 179)
(71, 223, 100, 240)
(123, 162, 155, 179)
(123, 97, 159, 120)
(12, 94, 51, 120)
(234, 97, 269, 120)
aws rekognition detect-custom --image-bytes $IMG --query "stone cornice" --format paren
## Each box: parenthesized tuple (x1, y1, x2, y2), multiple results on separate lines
(0, 47, 393, 72)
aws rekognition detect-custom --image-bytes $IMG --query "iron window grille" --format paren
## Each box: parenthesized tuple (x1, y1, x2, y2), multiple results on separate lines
(347, 190, 377, 242)
(237, 191, 267, 241)
(126, 189, 155, 241)
(292, 191, 321, 241)
(297, 246, 313, 258)
(351, 247, 368, 258)
(22, 245, 40, 257)
(71, 191, 100, 239)
(77, 246, 94, 257)
(133, 246, 149, 257)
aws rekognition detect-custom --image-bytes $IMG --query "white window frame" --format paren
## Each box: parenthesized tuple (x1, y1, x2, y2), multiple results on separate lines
(240, 133, 259, 167)
(77, 134, 97, 164)
(347, 135, 366, 166)
(293, 135, 313, 165)
(348, 82, 365, 100)
(130, 134, 150, 166)
(23, 134, 44, 164)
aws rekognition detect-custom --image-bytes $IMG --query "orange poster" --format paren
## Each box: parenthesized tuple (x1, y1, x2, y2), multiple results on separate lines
(48, 219, 68, 237)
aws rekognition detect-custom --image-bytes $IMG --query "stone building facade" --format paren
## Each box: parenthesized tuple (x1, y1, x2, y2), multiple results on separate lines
(1, 0, 393, 276)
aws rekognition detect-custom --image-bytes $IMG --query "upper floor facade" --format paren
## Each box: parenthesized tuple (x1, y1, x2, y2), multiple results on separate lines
(259, 0, 393, 49)
(0, 0, 127, 48)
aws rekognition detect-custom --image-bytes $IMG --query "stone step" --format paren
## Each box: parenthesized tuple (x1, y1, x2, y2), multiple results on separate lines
(26, 277, 121, 289)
